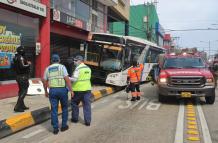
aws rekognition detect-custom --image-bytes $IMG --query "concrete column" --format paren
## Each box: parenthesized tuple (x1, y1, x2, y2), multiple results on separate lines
(35, 0, 50, 78)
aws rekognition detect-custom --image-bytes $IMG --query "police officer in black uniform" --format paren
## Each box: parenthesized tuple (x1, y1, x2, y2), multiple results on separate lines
(13, 46, 31, 112)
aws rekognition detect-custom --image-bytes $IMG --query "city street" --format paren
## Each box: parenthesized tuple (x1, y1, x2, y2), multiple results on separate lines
(1, 83, 218, 143)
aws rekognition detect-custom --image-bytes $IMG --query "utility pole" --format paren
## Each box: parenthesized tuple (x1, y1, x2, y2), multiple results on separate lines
(209, 40, 211, 59)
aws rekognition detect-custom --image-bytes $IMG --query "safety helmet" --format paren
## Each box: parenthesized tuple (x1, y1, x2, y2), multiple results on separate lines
(16, 46, 25, 55)
(52, 54, 60, 63)
(74, 55, 84, 61)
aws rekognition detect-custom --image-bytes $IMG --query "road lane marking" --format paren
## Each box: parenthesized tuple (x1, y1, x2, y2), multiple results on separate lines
(22, 129, 45, 139)
(138, 99, 149, 110)
(129, 97, 145, 109)
(197, 104, 212, 143)
(146, 99, 161, 110)
(174, 102, 184, 143)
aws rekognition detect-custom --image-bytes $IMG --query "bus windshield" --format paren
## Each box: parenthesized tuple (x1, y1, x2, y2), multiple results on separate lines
(100, 45, 123, 71)
(85, 42, 123, 71)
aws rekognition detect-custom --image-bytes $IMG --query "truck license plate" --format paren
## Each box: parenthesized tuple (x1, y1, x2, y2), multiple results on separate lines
(181, 92, 192, 98)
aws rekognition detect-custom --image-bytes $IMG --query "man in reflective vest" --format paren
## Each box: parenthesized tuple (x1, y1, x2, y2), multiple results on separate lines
(127, 60, 144, 101)
(42, 54, 73, 135)
(70, 55, 92, 126)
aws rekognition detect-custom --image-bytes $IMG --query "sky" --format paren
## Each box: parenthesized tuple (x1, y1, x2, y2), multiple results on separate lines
(130, 0, 218, 56)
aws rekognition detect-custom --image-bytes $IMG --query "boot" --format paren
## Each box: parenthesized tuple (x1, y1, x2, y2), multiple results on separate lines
(14, 98, 24, 112)
(21, 101, 29, 110)
(131, 97, 136, 101)
(136, 96, 140, 100)
(14, 108, 24, 112)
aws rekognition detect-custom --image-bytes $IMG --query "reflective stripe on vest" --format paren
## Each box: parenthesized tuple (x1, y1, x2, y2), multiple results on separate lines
(48, 64, 66, 88)
(128, 64, 143, 83)
(72, 63, 91, 91)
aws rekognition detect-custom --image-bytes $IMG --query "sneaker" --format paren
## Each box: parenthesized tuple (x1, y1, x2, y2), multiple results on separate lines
(85, 122, 90, 126)
(61, 125, 69, 132)
(131, 97, 136, 101)
(136, 96, 140, 100)
(71, 119, 78, 123)
(53, 129, 59, 135)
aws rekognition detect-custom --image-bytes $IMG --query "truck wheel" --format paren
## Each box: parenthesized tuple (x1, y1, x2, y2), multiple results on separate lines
(158, 94, 165, 103)
(205, 91, 215, 104)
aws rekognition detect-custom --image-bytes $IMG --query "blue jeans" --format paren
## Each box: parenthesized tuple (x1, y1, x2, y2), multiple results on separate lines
(71, 91, 91, 124)
(49, 88, 68, 129)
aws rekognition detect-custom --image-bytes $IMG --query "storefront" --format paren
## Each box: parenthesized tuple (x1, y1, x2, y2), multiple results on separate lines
(0, 8, 39, 81)
(0, 0, 48, 99)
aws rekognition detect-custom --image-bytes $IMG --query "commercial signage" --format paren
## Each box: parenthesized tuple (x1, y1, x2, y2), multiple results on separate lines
(0, 0, 46, 17)
(0, 25, 21, 69)
(155, 22, 165, 37)
(53, 9, 88, 31)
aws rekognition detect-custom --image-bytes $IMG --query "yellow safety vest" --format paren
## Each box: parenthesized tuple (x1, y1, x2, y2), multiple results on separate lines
(72, 63, 91, 91)
(47, 64, 66, 88)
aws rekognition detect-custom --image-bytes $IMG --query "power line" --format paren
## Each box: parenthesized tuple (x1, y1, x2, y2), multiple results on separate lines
(165, 28, 218, 32)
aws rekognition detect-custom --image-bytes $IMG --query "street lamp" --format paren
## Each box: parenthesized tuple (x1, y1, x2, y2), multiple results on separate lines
(200, 40, 218, 58)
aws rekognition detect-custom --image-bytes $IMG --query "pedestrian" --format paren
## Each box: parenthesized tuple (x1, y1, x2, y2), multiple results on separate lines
(70, 55, 92, 126)
(13, 46, 31, 112)
(42, 54, 73, 135)
(127, 60, 143, 101)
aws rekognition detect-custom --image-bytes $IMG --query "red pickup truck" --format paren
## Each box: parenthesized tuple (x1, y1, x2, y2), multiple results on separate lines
(157, 53, 216, 104)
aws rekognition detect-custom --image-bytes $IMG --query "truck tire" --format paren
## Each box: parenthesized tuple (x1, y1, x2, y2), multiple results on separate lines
(205, 91, 215, 104)
(158, 94, 165, 103)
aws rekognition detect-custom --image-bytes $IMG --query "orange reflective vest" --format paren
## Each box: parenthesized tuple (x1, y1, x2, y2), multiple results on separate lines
(127, 64, 144, 83)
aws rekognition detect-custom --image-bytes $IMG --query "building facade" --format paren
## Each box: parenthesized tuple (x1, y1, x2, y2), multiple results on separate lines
(0, 0, 129, 99)
(110, 3, 159, 43)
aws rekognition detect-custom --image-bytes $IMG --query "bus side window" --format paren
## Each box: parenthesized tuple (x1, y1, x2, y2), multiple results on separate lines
(123, 47, 131, 69)
(145, 50, 152, 63)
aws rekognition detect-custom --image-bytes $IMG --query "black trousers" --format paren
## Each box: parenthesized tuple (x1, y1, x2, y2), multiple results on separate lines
(130, 82, 140, 92)
(14, 75, 29, 110)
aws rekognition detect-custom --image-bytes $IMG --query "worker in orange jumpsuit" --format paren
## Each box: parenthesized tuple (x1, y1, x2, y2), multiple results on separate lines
(127, 60, 144, 101)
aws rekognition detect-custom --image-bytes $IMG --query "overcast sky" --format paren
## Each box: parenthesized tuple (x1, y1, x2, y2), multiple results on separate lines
(130, 0, 218, 56)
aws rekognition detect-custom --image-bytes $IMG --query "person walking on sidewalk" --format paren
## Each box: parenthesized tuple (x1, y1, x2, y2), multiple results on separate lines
(127, 60, 143, 101)
(42, 54, 73, 135)
(70, 55, 92, 126)
(13, 46, 31, 112)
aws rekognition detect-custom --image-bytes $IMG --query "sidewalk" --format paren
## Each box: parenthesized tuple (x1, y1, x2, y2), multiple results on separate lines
(0, 85, 120, 139)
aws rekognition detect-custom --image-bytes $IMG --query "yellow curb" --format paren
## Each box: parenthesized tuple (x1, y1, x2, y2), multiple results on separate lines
(187, 136, 200, 141)
(187, 117, 196, 121)
(6, 113, 35, 132)
(188, 121, 197, 125)
(92, 91, 102, 100)
(188, 125, 198, 129)
(106, 87, 113, 94)
(187, 130, 199, 135)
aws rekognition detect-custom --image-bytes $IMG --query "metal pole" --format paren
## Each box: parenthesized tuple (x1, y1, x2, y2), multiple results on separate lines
(209, 40, 211, 59)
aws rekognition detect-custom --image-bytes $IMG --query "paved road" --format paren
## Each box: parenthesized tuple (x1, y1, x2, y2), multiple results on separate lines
(1, 84, 218, 143)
